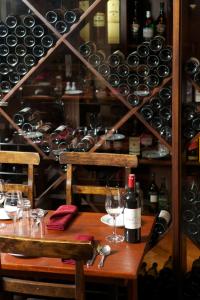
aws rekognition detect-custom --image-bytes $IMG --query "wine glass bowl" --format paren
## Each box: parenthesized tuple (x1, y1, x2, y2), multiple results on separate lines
(4, 191, 23, 233)
(105, 186, 124, 243)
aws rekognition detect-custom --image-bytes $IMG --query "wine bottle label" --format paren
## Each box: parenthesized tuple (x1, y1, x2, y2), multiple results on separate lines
(159, 210, 170, 224)
(20, 107, 31, 113)
(150, 194, 158, 203)
(143, 27, 153, 39)
(132, 23, 140, 33)
(156, 24, 166, 34)
(93, 13, 105, 27)
(129, 137, 140, 155)
(56, 125, 66, 132)
(124, 207, 141, 229)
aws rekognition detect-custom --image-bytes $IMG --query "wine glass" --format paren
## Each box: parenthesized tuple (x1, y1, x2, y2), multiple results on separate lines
(105, 186, 124, 243)
(4, 191, 23, 233)
(0, 179, 6, 229)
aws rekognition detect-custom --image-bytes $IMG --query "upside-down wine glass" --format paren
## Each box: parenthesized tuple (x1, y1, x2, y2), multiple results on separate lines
(105, 186, 124, 243)
(4, 191, 23, 233)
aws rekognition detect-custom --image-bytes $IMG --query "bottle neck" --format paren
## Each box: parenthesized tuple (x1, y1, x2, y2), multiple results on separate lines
(128, 174, 135, 189)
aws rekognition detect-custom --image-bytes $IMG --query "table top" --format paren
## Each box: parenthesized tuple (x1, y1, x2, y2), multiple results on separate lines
(0, 212, 155, 280)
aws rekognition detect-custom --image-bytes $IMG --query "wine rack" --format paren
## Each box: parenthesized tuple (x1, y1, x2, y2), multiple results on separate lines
(0, 2, 196, 297)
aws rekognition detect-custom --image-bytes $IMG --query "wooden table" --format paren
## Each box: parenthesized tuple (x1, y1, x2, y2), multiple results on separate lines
(0, 212, 155, 300)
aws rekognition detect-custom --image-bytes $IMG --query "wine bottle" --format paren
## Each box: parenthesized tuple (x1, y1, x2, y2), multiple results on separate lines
(155, 2, 166, 37)
(13, 107, 33, 126)
(6, 53, 18, 67)
(79, 41, 96, 58)
(136, 43, 150, 58)
(0, 44, 9, 57)
(55, 20, 68, 34)
(14, 25, 27, 38)
(45, 10, 62, 24)
(24, 54, 37, 67)
(0, 23, 9, 38)
(124, 173, 141, 243)
(142, 10, 154, 41)
(148, 172, 159, 214)
(126, 51, 140, 68)
(149, 35, 165, 52)
(154, 210, 171, 235)
(64, 8, 84, 24)
(76, 132, 95, 152)
(15, 44, 27, 57)
(32, 25, 45, 38)
(9, 72, 20, 84)
(158, 177, 169, 211)
(92, 10, 107, 48)
(6, 34, 18, 47)
(131, 0, 141, 43)
(117, 64, 130, 78)
(107, 73, 120, 87)
(16, 63, 29, 76)
(24, 35, 36, 48)
(22, 14, 36, 28)
(88, 50, 106, 68)
(0, 63, 10, 75)
(41, 35, 54, 49)
(32, 45, 45, 58)
(108, 50, 125, 67)
(5, 15, 19, 29)
(149, 210, 171, 247)
(1, 81, 12, 93)
(38, 122, 54, 134)
(98, 63, 111, 77)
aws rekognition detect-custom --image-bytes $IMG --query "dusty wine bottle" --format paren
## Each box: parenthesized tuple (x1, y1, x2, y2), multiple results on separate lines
(32, 25, 45, 38)
(41, 35, 54, 48)
(32, 45, 45, 58)
(124, 174, 141, 243)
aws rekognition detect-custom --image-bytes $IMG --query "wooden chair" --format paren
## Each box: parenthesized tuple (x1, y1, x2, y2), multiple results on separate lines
(0, 234, 93, 300)
(0, 151, 40, 208)
(59, 152, 138, 211)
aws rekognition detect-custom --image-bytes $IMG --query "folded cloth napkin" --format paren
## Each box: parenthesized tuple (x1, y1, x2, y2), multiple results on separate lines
(62, 234, 94, 265)
(46, 205, 78, 231)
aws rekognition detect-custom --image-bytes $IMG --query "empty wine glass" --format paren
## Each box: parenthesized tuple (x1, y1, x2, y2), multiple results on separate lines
(0, 179, 6, 229)
(4, 191, 23, 233)
(105, 186, 124, 243)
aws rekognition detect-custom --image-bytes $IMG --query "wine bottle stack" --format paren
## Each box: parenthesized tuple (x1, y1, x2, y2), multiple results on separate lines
(182, 102, 200, 142)
(139, 85, 172, 143)
(138, 256, 176, 300)
(45, 8, 84, 34)
(79, 35, 172, 106)
(0, 14, 55, 93)
(182, 178, 200, 247)
(12, 107, 98, 155)
(183, 256, 200, 299)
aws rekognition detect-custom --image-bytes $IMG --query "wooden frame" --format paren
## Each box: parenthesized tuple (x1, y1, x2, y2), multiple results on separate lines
(0, 234, 93, 300)
(0, 151, 40, 208)
(59, 152, 138, 210)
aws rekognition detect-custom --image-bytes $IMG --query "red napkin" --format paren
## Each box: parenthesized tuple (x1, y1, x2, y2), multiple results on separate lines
(62, 234, 94, 264)
(46, 205, 78, 231)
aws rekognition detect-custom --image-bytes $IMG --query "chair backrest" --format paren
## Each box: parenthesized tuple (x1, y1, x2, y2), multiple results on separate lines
(0, 151, 40, 208)
(59, 152, 138, 211)
(0, 234, 93, 300)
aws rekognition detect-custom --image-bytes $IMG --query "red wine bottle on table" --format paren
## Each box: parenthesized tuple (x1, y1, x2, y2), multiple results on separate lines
(124, 174, 141, 243)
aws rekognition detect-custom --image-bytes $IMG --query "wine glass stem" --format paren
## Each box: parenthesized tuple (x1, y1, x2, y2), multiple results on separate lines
(113, 216, 117, 237)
